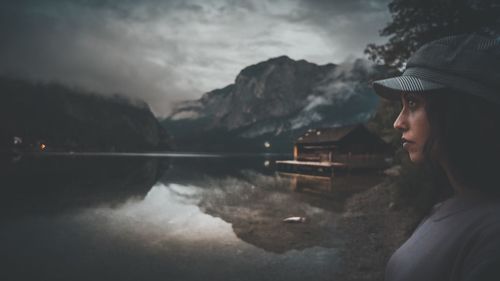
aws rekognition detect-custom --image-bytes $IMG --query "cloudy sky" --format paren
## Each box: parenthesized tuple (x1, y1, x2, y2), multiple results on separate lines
(0, 0, 391, 116)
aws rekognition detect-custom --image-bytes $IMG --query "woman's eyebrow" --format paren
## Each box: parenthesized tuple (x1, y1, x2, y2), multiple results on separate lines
(402, 92, 418, 99)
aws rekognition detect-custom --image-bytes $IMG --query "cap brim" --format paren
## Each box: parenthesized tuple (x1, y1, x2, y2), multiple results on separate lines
(372, 75, 445, 100)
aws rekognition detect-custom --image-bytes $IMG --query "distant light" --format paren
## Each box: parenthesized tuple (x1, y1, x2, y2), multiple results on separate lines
(40, 143, 47, 151)
(316, 131, 321, 135)
(264, 160, 270, 167)
(13, 136, 23, 145)
(264, 141, 271, 148)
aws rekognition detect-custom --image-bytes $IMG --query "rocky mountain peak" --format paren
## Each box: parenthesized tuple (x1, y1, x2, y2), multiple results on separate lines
(163, 56, 385, 152)
(236, 55, 324, 81)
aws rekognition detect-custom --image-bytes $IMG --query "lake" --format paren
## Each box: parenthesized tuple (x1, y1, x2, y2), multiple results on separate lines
(0, 153, 384, 281)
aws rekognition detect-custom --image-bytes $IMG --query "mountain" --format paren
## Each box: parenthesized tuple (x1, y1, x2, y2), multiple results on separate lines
(162, 56, 387, 153)
(0, 77, 171, 153)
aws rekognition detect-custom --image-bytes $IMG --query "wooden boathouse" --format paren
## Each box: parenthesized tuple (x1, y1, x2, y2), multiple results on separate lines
(276, 124, 393, 176)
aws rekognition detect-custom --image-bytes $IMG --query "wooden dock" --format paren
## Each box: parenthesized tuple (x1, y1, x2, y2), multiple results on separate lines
(275, 160, 348, 177)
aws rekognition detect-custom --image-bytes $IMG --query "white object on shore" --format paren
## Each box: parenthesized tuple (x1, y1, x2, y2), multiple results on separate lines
(383, 165, 402, 177)
(283, 216, 306, 223)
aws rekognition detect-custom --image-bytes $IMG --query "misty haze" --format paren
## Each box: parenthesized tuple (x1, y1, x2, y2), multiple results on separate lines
(5, 0, 493, 280)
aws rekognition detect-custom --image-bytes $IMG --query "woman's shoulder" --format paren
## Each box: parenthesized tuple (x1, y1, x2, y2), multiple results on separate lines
(451, 196, 500, 280)
(459, 205, 500, 281)
(425, 193, 498, 222)
(473, 200, 500, 235)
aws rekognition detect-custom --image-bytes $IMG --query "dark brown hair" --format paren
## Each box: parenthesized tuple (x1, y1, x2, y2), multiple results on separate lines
(423, 88, 500, 196)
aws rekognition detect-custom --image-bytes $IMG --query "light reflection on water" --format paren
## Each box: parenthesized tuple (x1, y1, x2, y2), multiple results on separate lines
(85, 184, 236, 244)
(0, 155, 382, 281)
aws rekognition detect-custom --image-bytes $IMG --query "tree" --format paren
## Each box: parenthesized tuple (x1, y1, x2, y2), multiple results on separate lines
(365, 0, 500, 216)
(365, 0, 500, 69)
(365, 0, 500, 154)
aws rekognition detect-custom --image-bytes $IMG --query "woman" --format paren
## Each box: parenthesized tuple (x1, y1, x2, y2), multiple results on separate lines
(372, 34, 500, 281)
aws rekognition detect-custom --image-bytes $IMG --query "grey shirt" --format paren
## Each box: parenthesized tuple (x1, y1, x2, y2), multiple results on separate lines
(386, 193, 500, 281)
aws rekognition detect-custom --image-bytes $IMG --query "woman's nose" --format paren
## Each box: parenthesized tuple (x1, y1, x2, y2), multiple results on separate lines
(393, 110, 407, 132)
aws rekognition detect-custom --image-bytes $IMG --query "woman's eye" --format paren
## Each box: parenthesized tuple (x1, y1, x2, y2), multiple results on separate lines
(408, 99, 417, 109)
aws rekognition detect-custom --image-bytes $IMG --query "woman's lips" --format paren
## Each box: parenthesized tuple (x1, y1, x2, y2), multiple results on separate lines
(402, 138, 413, 150)
(402, 142, 410, 150)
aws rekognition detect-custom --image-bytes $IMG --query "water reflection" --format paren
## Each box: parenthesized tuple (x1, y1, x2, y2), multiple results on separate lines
(189, 171, 343, 254)
(89, 184, 235, 244)
(0, 155, 168, 219)
(0, 155, 383, 281)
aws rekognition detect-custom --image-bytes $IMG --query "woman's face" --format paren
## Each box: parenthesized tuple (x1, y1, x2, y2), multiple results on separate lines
(393, 93, 430, 163)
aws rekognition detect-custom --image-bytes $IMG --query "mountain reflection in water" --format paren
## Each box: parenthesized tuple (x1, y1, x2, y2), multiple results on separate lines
(0, 154, 383, 281)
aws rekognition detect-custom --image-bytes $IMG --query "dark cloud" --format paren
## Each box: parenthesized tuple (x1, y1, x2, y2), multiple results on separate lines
(0, 0, 194, 115)
(291, 0, 391, 55)
(0, 0, 391, 116)
(299, 0, 388, 13)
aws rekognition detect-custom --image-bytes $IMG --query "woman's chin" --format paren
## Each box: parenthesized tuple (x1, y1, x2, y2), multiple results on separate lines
(409, 153, 425, 164)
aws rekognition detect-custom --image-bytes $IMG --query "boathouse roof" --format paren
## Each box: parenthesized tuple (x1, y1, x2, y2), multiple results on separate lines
(296, 124, 375, 144)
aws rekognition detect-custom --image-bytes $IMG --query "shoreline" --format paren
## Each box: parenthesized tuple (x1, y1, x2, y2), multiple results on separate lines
(334, 179, 421, 281)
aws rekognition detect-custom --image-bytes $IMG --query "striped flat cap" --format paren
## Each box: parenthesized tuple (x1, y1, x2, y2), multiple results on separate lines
(373, 34, 500, 104)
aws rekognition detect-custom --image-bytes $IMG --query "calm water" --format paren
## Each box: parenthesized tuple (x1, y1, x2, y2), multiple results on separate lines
(0, 154, 383, 281)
